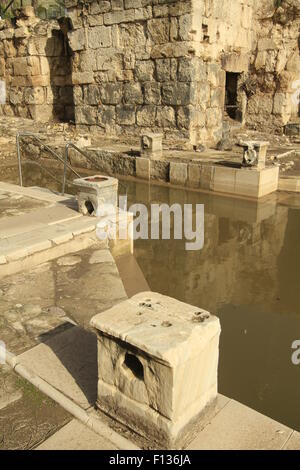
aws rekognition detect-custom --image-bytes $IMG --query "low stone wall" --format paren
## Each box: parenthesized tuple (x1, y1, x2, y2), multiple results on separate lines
(0, 7, 74, 122)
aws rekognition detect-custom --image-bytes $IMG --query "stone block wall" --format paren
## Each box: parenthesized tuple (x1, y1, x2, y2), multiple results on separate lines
(66, 0, 257, 147)
(1, 1, 298, 148)
(66, 0, 198, 144)
(0, 7, 74, 122)
(246, 0, 300, 132)
(189, 0, 255, 145)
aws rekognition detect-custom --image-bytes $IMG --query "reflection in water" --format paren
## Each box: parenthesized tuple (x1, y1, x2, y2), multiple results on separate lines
(1, 162, 300, 430)
(120, 179, 300, 432)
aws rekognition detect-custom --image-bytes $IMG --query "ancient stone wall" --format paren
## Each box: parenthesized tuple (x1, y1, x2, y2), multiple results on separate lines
(1, 1, 298, 147)
(246, 0, 300, 132)
(189, 0, 255, 145)
(0, 7, 74, 122)
(66, 0, 196, 144)
(66, 0, 257, 147)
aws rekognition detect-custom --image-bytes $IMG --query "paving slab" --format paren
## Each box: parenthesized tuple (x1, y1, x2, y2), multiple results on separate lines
(36, 419, 117, 450)
(0, 205, 82, 240)
(187, 398, 293, 450)
(0, 190, 49, 220)
(15, 326, 98, 410)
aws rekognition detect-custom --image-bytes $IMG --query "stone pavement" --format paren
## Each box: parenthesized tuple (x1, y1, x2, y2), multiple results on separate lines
(0, 364, 71, 450)
(0, 244, 128, 356)
(0, 182, 132, 278)
(36, 419, 117, 450)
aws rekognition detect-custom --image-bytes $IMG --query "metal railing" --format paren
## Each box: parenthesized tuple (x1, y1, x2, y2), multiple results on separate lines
(64, 142, 128, 196)
(17, 133, 128, 196)
(16, 132, 81, 194)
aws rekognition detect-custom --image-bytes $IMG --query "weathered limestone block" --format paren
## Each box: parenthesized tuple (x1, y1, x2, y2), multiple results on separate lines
(75, 105, 97, 124)
(88, 26, 112, 49)
(135, 60, 155, 82)
(116, 105, 136, 125)
(72, 71, 94, 85)
(137, 105, 156, 126)
(169, 162, 188, 186)
(162, 83, 190, 106)
(240, 141, 270, 169)
(187, 164, 202, 189)
(234, 167, 279, 198)
(156, 106, 176, 127)
(100, 83, 122, 105)
(144, 82, 161, 105)
(104, 9, 135, 25)
(124, 82, 143, 105)
(98, 105, 116, 128)
(90, 292, 221, 448)
(136, 157, 150, 180)
(73, 175, 118, 217)
(68, 28, 86, 51)
(141, 133, 163, 159)
(12, 57, 28, 76)
(147, 18, 170, 44)
(24, 87, 45, 105)
(29, 104, 53, 121)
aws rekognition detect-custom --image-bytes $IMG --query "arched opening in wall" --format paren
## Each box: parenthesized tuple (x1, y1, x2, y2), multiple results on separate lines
(225, 72, 240, 120)
(45, 21, 75, 123)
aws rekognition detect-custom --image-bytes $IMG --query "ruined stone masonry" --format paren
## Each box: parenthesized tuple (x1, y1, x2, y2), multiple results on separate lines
(66, 0, 255, 146)
(0, 6, 74, 122)
(0, 1, 299, 148)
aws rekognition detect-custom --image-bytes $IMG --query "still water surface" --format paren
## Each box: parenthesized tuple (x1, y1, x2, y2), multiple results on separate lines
(120, 179, 300, 432)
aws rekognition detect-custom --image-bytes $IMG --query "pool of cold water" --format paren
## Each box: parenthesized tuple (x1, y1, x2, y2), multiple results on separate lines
(1, 161, 300, 431)
(119, 179, 300, 432)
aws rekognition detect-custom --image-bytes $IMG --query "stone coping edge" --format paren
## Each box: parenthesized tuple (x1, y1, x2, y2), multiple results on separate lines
(5, 348, 139, 451)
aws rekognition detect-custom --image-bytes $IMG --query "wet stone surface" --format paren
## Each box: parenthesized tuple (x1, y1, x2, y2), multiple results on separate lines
(0, 190, 49, 220)
(0, 244, 127, 354)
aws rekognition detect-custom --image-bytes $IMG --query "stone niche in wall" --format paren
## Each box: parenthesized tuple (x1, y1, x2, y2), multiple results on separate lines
(0, 6, 74, 122)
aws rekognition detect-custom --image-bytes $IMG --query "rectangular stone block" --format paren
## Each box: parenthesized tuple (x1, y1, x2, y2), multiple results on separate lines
(199, 165, 214, 190)
(212, 166, 237, 194)
(235, 167, 279, 198)
(90, 292, 221, 448)
(169, 162, 188, 186)
(187, 164, 202, 189)
(136, 157, 150, 181)
(73, 175, 118, 217)
(141, 133, 163, 160)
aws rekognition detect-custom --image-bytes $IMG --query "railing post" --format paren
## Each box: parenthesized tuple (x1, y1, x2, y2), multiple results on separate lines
(62, 143, 69, 196)
(16, 133, 23, 187)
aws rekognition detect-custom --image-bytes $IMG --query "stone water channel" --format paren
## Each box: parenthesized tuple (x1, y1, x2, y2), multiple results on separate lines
(1, 161, 300, 434)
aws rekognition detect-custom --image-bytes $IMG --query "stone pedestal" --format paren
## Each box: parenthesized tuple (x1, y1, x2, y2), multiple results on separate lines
(212, 165, 279, 198)
(240, 141, 270, 169)
(141, 133, 163, 160)
(73, 175, 118, 217)
(90, 292, 221, 448)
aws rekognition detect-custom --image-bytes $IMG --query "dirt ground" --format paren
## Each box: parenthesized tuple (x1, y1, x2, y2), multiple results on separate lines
(0, 364, 71, 450)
